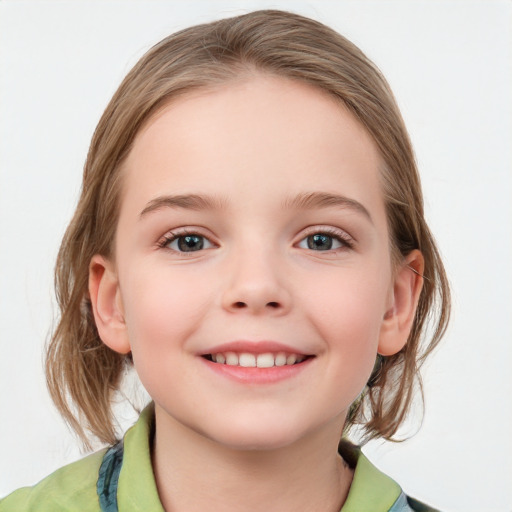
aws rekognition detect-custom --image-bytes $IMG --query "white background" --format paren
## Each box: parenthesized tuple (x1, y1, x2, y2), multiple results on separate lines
(0, 1, 511, 511)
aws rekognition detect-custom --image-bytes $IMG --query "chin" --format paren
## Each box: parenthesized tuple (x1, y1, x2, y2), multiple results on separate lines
(196, 414, 318, 453)
(215, 429, 304, 452)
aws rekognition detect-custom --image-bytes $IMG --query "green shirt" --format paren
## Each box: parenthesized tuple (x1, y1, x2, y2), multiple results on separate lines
(0, 405, 437, 511)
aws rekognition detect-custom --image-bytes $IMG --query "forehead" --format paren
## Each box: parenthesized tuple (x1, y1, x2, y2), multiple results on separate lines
(120, 74, 385, 220)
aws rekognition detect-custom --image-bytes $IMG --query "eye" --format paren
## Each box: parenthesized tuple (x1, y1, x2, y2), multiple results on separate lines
(161, 232, 214, 252)
(297, 230, 352, 251)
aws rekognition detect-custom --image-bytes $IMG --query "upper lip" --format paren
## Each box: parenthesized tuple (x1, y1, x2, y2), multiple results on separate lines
(200, 340, 311, 356)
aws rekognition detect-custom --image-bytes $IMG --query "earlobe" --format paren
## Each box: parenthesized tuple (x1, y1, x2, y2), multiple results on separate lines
(378, 250, 424, 356)
(89, 254, 131, 354)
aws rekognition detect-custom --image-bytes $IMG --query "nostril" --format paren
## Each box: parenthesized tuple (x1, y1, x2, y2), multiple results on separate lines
(267, 302, 279, 308)
(234, 301, 246, 308)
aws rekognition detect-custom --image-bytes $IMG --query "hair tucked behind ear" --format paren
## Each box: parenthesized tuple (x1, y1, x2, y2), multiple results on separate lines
(46, 9, 450, 448)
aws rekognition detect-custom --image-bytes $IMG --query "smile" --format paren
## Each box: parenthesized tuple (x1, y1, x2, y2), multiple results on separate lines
(199, 341, 315, 383)
(203, 352, 308, 368)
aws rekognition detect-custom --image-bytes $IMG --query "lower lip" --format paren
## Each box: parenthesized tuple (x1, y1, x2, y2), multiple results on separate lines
(200, 357, 314, 384)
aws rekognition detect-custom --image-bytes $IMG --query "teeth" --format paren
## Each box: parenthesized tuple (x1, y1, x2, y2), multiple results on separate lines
(256, 353, 274, 368)
(208, 351, 306, 367)
(275, 352, 287, 366)
(286, 354, 297, 365)
(239, 353, 256, 367)
(225, 352, 238, 366)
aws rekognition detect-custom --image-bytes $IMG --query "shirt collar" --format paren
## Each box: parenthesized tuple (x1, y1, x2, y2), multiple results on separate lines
(117, 403, 164, 512)
(338, 440, 402, 511)
(116, 404, 402, 512)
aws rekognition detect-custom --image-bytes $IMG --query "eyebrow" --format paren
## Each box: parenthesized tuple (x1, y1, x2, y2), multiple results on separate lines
(139, 191, 372, 222)
(140, 193, 227, 218)
(283, 192, 372, 223)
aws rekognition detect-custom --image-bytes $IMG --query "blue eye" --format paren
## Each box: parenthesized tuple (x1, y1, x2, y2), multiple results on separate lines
(297, 232, 349, 251)
(308, 233, 335, 251)
(164, 234, 213, 252)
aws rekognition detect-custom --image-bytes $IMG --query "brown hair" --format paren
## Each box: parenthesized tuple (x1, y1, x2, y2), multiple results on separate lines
(46, 9, 450, 448)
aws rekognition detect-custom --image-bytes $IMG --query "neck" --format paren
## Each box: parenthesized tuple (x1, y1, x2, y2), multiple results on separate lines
(151, 407, 353, 512)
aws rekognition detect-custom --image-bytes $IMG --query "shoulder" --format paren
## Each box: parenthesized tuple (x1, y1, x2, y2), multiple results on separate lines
(388, 492, 441, 512)
(405, 495, 441, 512)
(0, 404, 157, 512)
(339, 440, 441, 512)
(0, 448, 107, 512)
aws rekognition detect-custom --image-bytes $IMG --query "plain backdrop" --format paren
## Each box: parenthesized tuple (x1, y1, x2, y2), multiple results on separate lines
(1, 1, 511, 511)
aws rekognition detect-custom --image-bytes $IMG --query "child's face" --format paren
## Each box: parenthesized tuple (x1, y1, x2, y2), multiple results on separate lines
(94, 74, 409, 450)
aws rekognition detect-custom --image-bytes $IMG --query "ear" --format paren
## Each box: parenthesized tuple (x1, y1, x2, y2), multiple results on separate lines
(89, 254, 131, 354)
(378, 250, 425, 356)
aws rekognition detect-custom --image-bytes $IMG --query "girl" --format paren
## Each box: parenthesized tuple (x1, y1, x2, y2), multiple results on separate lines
(1, 9, 450, 512)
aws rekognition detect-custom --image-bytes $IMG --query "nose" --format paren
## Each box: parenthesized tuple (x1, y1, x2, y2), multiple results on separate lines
(221, 248, 292, 316)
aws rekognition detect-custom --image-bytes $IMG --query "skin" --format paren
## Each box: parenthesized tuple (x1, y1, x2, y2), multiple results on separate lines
(89, 74, 423, 512)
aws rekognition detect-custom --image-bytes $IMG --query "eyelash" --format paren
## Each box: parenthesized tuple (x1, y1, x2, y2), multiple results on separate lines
(156, 229, 214, 252)
(297, 226, 354, 251)
(156, 226, 354, 254)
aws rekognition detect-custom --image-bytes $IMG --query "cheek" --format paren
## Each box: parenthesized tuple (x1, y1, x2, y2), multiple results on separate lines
(118, 266, 213, 407)
(301, 268, 389, 385)
(120, 264, 211, 353)
(305, 267, 388, 336)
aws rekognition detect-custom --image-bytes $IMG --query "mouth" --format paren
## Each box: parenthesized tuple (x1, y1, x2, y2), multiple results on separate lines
(199, 341, 315, 383)
(202, 351, 312, 368)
